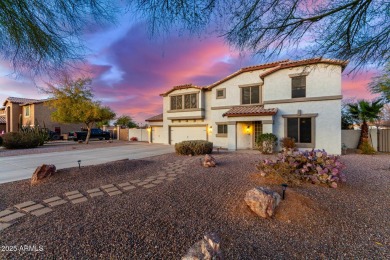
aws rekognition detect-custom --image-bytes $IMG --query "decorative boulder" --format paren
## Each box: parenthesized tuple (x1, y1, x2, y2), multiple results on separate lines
(31, 164, 56, 185)
(244, 187, 281, 218)
(182, 233, 223, 260)
(203, 154, 216, 167)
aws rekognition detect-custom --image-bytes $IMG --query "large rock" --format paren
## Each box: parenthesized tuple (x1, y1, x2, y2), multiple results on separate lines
(244, 187, 281, 218)
(31, 164, 56, 185)
(203, 154, 216, 167)
(182, 233, 223, 260)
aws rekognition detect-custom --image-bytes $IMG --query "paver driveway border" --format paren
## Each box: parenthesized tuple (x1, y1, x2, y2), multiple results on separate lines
(0, 158, 189, 233)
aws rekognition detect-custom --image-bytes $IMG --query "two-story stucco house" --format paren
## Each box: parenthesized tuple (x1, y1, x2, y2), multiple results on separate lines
(146, 57, 348, 155)
(2, 97, 83, 137)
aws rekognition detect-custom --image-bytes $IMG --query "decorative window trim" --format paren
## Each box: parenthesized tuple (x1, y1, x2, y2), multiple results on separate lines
(216, 133, 227, 138)
(288, 72, 310, 78)
(216, 88, 226, 99)
(282, 112, 317, 148)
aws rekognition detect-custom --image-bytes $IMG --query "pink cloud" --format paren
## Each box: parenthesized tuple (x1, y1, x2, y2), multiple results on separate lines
(342, 69, 379, 100)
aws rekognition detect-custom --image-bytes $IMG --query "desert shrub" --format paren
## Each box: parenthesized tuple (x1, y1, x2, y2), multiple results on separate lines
(20, 125, 49, 146)
(175, 140, 213, 155)
(256, 133, 277, 154)
(358, 140, 376, 154)
(2, 132, 40, 149)
(256, 149, 346, 188)
(130, 137, 138, 141)
(0, 136, 3, 146)
(280, 137, 296, 150)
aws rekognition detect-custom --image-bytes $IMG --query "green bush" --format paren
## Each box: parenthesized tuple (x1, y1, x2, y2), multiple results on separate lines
(175, 140, 213, 155)
(256, 133, 278, 154)
(2, 132, 40, 149)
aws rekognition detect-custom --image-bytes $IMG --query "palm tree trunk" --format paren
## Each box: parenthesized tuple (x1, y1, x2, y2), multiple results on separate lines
(358, 120, 369, 147)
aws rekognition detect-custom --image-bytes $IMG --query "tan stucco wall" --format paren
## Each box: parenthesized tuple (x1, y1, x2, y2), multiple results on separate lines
(6, 103, 22, 132)
(21, 103, 83, 134)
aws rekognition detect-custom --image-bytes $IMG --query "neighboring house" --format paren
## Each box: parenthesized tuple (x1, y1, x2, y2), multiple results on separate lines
(2, 97, 83, 136)
(146, 57, 348, 155)
(0, 107, 5, 133)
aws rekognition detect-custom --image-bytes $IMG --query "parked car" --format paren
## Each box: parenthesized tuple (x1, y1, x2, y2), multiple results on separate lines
(73, 128, 110, 141)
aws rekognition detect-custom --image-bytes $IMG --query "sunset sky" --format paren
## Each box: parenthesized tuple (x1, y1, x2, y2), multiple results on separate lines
(0, 18, 379, 124)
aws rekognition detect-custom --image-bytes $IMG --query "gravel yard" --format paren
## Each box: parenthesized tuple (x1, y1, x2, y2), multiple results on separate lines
(0, 140, 132, 157)
(0, 152, 389, 259)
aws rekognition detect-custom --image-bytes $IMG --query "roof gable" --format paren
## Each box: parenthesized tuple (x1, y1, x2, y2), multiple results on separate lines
(160, 84, 204, 97)
(206, 60, 289, 90)
(259, 58, 349, 79)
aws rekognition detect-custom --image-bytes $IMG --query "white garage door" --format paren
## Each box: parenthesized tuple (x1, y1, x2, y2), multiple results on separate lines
(170, 126, 207, 145)
(151, 126, 165, 144)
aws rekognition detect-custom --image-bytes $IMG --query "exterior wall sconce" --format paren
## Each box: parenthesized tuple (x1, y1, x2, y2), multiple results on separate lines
(246, 125, 251, 135)
(208, 125, 213, 133)
(147, 127, 151, 132)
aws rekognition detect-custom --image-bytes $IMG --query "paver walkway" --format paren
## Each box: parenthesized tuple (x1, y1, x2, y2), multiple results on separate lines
(0, 143, 174, 184)
(0, 158, 193, 232)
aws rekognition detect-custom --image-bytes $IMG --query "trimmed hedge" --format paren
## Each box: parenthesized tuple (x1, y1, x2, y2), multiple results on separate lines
(2, 132, 40, 149)
(175, 140, 213, 155)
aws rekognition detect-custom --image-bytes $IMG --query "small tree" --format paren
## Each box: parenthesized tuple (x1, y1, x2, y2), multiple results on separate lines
(348, 100, 384, 148)
(96, 120, 110, 129)
(114, 115, 137, 128)
(44, 77, 116, 144)
(369, 62, 390, 103)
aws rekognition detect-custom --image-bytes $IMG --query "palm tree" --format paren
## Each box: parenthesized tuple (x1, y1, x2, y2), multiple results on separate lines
(348, 100, 384, 148)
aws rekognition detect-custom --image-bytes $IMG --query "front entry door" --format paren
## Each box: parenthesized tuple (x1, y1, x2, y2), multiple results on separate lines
(253, 121, 263, 148)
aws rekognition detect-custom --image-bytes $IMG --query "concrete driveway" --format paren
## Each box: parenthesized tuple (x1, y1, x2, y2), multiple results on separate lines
(0, 142, 174, 184)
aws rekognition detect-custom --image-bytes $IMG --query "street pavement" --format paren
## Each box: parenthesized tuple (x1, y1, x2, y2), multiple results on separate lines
(0, 143, 174, 184)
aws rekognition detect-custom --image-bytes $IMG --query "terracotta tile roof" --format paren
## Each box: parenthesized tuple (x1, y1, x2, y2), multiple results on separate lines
(223, 105, 278, 117)
(20, 98, 52, 106)
(0, 115, 5, 124)
(160, 84, 204, 97)
(206, 60, 289, 90)
(145, 113, 164, 122)
(260, 57, 349, 79)
(3, 97, 41, 106)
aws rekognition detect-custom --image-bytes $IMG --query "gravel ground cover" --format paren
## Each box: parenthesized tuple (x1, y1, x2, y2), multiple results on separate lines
(0, 140, 134, 157)
(0, 152, 389, 259)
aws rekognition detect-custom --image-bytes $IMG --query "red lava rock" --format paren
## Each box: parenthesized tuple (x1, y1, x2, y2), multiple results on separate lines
(31, 164, 56, 185)
(203, 154, 216, 167)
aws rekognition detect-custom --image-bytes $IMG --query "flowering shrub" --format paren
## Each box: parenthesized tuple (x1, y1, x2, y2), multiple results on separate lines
(256, 133, 278, 154)
(256, 149, 346, 188)
(130, 137, 138, 141)
(280, 137, 296, 150)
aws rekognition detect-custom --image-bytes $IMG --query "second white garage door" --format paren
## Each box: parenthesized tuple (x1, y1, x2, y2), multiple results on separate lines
(170, 126, 207, 145)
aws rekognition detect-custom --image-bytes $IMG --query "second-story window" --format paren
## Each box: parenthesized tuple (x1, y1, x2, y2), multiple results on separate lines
(242, 86, 260, 104)
(24, 105, 30, 117)
(184, 93, 197, 109)
(292, 76, 306, 98)
(170, 95, 182, 110)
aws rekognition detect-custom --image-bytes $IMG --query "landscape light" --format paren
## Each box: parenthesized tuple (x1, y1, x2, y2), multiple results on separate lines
(281, 183, 288, 200)
(78, 160, 81, 169)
